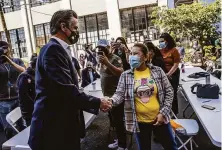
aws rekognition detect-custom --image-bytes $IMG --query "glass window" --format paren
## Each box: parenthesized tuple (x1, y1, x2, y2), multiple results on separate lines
(97, 13, 109, 40)
(30, 0, 60, 7)
(0, 32, 7, 41)
(2, 0, 13, 13)
(120, 5, 158, 44)
(34, 24, 46, 47)
(120, 8, 134, 44)
(9, 30, 20, 58)
(13, 0, 21, 11)
(1, 0, 21, 13)
(44, 23, 51, 43)
(76, 17, 86, 50)
(134, 6, 146, 42)
(85, 15, 98, 47)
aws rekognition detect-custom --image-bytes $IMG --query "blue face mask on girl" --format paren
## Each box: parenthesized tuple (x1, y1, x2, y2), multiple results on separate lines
(129, 55, 142, 69)
(159, 41, 167, 49)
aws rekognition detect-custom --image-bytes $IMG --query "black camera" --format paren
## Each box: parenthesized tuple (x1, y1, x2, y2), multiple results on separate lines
(0, 46, 8, 63)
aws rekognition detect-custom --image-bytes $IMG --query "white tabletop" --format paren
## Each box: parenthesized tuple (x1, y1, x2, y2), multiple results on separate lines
(2, 80, 104, 149)
(83, 79, 102, 92)
(181, 68, 221, 147)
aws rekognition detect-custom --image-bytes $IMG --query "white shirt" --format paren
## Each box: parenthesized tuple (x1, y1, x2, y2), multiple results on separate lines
(51, 36, 72, 60)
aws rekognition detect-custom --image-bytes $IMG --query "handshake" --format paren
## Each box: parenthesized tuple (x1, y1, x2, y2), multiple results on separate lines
(99, 97, 113, 112)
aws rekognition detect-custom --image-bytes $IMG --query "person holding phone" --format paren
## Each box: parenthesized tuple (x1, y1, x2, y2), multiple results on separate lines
(96, 39, 126, 150)
(0, 41, 26, 139)
(112, 37, 130, 71)
(109, 43, 177, 150)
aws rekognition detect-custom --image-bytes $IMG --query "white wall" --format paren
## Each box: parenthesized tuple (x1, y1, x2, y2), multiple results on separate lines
(31, 1, 60, 25)
(71, 0, 106, 16)
(0, 11, 23, 31)
(119, 0, 157, 9)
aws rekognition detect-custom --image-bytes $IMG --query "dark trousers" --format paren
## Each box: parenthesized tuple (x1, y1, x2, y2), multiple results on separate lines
(169, 68, 180, 114)
(109, 102, 126, 148)
(136, 122, 178, 150)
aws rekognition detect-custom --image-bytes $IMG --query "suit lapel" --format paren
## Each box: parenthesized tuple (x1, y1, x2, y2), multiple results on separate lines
(50, 38, 78, 87)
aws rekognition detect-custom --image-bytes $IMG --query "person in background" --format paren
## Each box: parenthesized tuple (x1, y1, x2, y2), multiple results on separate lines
(79, 53, 86, 68)
(97, 39, 126, 150)
(28, 10, 112, 150)
(176, 42, 185, 60)
(112, 37, 130, 71)
(190, 51, 204, 68)
(109, 43, 177, 150)
(159, 33, 180, 115)
(85, 43, 97, 67)
(107, 37, 129, 149)
(0, 41, 26, 139)
(214, 38, 221, 59)
(81, 61, 100, 88)
(144, 40, 167, 73)
(17, 56, 37, 126)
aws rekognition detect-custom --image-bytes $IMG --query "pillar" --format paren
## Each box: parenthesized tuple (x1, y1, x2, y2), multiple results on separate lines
(106, 0, 122, 39)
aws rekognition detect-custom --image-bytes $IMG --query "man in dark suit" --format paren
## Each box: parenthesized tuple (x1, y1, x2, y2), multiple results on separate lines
(28, 10, 112, 150)
(81, 61, 100, 88)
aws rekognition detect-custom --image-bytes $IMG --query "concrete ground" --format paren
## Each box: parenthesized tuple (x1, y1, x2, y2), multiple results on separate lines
(0, 90, 221, 150)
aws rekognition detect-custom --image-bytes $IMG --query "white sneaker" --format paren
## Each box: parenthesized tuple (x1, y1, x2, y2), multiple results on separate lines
(108, 139, 118, 149)
(117, 147, 128, 150)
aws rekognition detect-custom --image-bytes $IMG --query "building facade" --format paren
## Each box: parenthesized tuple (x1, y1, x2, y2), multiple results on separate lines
(0, 0, 173, 59)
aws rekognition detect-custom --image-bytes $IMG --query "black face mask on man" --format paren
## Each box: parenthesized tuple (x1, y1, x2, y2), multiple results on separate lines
(62, 24, 79, 44)
(67, 29, 79, 44)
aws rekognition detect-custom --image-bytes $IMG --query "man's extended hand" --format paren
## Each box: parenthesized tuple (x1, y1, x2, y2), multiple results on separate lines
(100, 98, 112, 112)
(98, 55, 109, 65)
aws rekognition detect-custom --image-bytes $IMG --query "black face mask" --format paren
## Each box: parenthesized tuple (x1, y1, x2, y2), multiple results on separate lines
(67, 29, 79, 44)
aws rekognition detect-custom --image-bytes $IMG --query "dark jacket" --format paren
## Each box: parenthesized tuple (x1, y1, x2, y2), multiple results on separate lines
(81, 68, 100, 88)
(0, 58, 25, 100)
(28, 38, 101, 150)
(152, 56, 167, 73)
(17, 67, 35, 126)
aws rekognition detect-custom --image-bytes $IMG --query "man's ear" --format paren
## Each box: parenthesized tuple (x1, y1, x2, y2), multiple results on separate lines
(60, 23, 67, 32)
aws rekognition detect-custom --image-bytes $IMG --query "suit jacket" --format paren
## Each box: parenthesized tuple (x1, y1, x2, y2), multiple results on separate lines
(28, 39, 101, 150)
(81, 68, 100, 88)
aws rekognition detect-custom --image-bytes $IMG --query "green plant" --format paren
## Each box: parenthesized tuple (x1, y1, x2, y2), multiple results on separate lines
(152, 0, 221, 49)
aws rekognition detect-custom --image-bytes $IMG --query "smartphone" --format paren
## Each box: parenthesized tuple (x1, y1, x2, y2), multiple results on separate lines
(201, 104, 215, 110)
(97, 51, 104, 56)
(113, 42, 121, 47)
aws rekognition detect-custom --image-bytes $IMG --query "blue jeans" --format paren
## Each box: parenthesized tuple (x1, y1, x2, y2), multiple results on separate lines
(0, 99, 25, 139)
(136, 122, 178, 150)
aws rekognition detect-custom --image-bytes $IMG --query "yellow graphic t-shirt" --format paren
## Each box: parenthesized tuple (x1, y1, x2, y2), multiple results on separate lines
(134, 68, 160, 123)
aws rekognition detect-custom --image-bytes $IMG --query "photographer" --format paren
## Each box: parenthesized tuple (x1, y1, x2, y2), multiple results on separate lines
(112, 37, 130, 71)
(0, 41, 26, 139)
(85, 43, 97, 67)
(97, 39, 126, 150)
